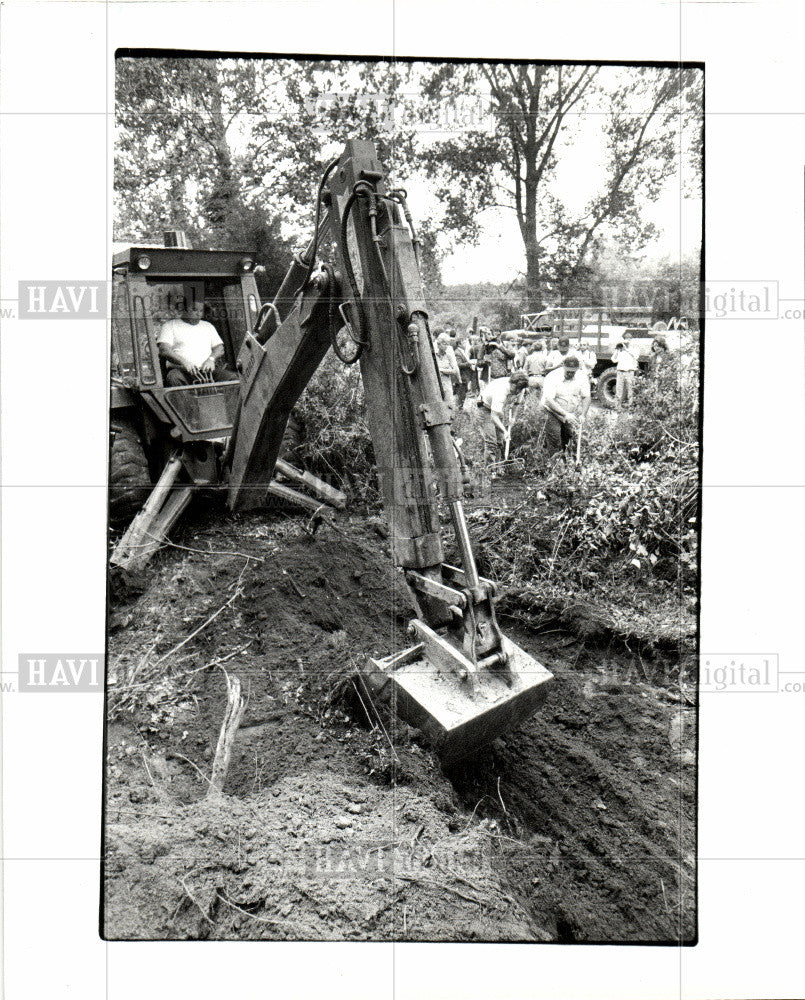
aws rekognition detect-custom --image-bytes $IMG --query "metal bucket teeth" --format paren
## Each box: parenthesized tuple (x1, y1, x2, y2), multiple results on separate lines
(361, 636, 553, 765)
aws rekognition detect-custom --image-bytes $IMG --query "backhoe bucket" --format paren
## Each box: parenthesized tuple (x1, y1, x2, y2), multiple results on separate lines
(361, 634, 553, 766)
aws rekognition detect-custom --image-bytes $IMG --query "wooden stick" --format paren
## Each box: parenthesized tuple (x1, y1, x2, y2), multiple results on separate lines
(267, 481, 333, 514)
(395, 874, 486, 907)
(153, 566, 246, 668)
(274, 459, 347, 508)
(207, 669, 246, 798)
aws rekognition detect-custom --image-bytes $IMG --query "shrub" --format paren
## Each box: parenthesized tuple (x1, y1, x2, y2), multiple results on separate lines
(480, 347, 700, 596)
(291, 344, 699, 605)
(291, 353, 379, 506)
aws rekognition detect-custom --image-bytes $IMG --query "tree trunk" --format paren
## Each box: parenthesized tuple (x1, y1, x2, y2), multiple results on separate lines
(525, 239, 542, 313)
(205, 66, 242, 234)
(522, 106, 541, 314)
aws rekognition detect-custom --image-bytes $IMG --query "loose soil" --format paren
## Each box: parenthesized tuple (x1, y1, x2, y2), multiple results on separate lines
(104, 498, 696, 943)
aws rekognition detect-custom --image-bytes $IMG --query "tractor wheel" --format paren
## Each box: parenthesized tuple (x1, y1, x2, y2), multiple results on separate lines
(596, 366, 618, 409)
(109, 420, 151, 527)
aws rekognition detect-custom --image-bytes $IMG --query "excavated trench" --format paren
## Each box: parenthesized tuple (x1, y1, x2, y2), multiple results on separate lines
(104, 505, 696, 943)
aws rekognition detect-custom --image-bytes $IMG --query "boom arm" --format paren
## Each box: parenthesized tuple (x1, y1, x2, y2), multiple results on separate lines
(227, 139, 552, 761)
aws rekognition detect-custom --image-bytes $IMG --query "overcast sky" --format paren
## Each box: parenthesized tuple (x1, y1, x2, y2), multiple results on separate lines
(432, 185, 702, 285)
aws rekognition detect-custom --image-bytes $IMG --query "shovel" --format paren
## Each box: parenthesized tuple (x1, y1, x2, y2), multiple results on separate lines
(503, 389, 526, 461)
(575, 416, 584, 467)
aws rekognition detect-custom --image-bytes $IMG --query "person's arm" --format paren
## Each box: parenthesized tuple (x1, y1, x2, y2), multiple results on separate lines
(506, 389, 526, 428)
(201, 343, 225, 372)
(544, 397, 575, 423)
(158, 341, 189, 370)
(578, 374, 592, 420)
(580, 395, 591, 419)
(541, 377, 562, 416)
(200, 326, 225, 372)
(490, 409, 507, 435)
(485, 341, 512, 359)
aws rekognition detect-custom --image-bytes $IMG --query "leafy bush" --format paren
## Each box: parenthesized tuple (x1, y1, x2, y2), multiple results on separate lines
(291, 353, 379, 506)
(479, 347, 699, 597)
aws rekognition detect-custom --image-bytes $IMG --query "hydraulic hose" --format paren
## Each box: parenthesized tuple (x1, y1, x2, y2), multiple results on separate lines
(296, 157, 340, 297)
(339, 188, 372, 351)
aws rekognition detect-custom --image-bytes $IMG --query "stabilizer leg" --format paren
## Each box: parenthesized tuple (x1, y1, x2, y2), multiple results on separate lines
(110, 453, 193, 573)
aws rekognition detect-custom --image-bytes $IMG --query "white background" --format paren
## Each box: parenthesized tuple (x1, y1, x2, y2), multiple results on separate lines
(1, 1, 804, 998)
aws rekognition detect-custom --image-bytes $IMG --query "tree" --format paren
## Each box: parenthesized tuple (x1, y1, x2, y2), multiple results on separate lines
(246, 59, 418, 235)
(415, 219, 444, 296)
(555, 243, 701, 325)
(116, 57, 702, 312)
(115, 57, 289, 287)
(419, 63, 702, 310)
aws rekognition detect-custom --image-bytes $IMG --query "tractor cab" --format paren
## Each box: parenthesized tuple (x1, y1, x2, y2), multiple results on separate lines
(108, 231, 342, 570)
(111, 233, 262, 441)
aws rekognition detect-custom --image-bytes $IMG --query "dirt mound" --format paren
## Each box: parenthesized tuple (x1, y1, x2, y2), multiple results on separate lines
(104, 508, 695, 942)
(446, 628, 695, 942)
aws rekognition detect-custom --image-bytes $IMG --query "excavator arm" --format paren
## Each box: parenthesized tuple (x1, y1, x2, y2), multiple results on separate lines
(227, 139, 552, 763)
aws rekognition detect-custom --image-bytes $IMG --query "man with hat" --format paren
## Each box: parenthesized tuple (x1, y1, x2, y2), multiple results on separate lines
(540, 354, 591, 455)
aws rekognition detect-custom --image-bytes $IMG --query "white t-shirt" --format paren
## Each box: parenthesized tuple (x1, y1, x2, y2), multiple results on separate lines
(480, 376, 511, 415)
(579, 348, 597, 372)
(541, 367, 591, 415)
(613, 344, 639, 372)
(158, 317, 223, 370)
(546, 348, 583, 371)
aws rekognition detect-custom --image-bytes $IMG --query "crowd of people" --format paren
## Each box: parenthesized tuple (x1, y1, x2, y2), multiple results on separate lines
(433, 323, 671, 469)
(153, 297, 672, 474)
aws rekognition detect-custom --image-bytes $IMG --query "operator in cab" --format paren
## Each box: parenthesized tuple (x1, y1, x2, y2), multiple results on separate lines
(157, 300, 237, 386)
(540, 355, 591, 455)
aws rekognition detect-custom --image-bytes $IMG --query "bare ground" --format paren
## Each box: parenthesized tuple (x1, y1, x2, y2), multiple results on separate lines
(104, 500, 696, 943)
